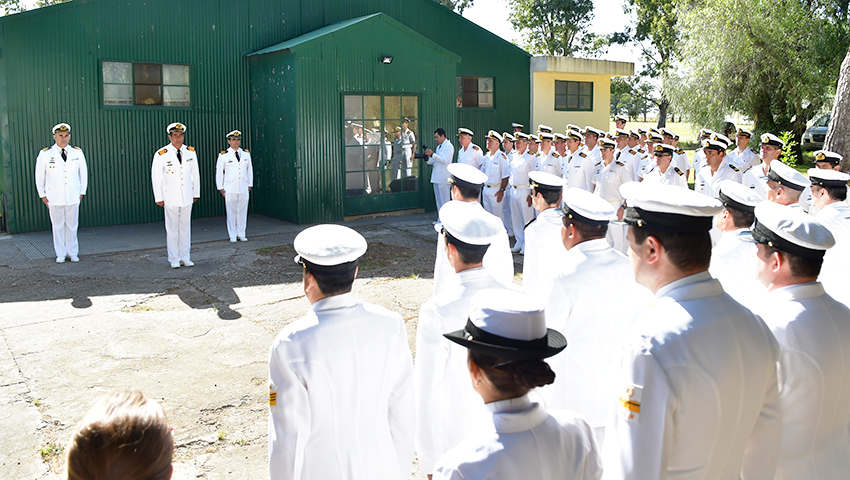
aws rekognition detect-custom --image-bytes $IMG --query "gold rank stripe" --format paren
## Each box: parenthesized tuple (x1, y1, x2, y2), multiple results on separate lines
(619, 397, 641, 412)
(269, 391, 277, 406)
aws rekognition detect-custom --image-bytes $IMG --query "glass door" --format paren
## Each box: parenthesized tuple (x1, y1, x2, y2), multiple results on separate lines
(343, 94, 421, 215)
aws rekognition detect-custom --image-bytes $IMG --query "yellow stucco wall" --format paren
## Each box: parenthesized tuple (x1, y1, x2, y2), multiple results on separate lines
(532, 71, 612, 133)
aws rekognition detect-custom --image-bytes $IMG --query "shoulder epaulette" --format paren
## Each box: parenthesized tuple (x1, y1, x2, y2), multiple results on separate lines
(72, 146, 81, 150)
(186, 146, 195, 152)
(729, 164, 739, 172)
(523, 218, 537, 230)
(501, 153, 507, 159)
(553, 152, 561, 157)
(638, 148, 645, 153)
(674, 167, 684, 176)
(535, 152, 540, 156)
(616, 161, 625, 167)
(158, 148, 168, 156)
(628, 149, 636, 154)
(594, 161, 602, 167)
(579, 152, 587, 158)
(42, 146, 50, 151)
(675, 149, 685, 154)
(220, 150, 227, 155)
(472, 145, 480, 151)
(243, 149, 249, 153)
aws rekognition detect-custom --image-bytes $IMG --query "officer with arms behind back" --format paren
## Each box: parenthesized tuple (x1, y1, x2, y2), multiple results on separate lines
(35, 123, 88, 263)
(216, 130, 253, 243)
(151, 122, 200, 269)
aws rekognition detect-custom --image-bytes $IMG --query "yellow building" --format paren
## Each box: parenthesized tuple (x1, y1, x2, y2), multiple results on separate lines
(531, 56, 634, 133)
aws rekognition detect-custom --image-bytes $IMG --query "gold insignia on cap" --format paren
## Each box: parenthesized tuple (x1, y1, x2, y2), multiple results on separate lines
(816, 152, 826, 161)
(762, 134, 769, 142)
(57, 125, 68, 131)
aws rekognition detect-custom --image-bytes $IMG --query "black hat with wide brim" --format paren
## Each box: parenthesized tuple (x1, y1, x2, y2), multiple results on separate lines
(444, 319, 567, 361)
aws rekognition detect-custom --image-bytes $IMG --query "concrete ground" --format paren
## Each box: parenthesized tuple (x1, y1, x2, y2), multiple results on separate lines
(0, 213, 523, 479)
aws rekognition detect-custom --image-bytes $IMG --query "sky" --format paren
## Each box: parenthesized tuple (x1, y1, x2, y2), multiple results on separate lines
(462, 0, 641, 66)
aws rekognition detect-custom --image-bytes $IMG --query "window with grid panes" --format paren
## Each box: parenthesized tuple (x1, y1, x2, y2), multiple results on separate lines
(102, 61, 190, 107)
(456, 76, 494, 108)
(555, 80, 592, 112)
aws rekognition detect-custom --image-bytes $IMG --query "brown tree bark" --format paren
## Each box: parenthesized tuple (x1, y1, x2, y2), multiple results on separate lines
(825, 47, 850, 172)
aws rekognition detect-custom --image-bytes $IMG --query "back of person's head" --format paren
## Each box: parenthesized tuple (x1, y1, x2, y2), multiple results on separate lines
(66, 391, 173, 480)
(725, 207, 755, 229)
(533, 187, 561, 206)
(445, 236, 488, 265)
(824, 185, 848, 202)
(469, 350, 555, 399)
(304, 261, 357, 295)
(632, 227, 712, 272)
(453, 183, 481, 201)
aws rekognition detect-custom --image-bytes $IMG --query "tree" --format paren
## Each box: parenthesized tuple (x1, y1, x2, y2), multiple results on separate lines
(610, 0, 679, 127)
(670, 0, 848, 158)
(434, 0, 474, 14)
(611, 76, 658, 122)
(826, 47, 850, 172)
(1, 0, 69, 15)
(508, 0, 601, 56)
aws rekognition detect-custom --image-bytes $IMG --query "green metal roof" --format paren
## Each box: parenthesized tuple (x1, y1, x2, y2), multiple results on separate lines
(246, 13, 462, 62)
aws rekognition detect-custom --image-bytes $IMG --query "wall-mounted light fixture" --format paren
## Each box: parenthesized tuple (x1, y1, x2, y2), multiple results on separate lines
(380, 55, 393, 65)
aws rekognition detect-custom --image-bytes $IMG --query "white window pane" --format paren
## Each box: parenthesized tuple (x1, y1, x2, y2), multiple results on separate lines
(163, 65, 190, 86)
(103, 84, 132, 105)
(478, 76, 494, 92)
(479, 92, 493, 108)
(102, 62, 132, 84)
(163, 86, 190, 106)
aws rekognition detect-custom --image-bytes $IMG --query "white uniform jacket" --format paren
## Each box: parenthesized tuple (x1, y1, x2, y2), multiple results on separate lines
(816, 203, 850, 306)
(741, 163, 769, 200)
(481, 150, 509, 187)
(571, 146, 602, 192)
(522, 208, 569, 304)
(536, 149, 563, 176)
(708, 229, 765, 311)
(215, 147, 253, 195)
(433, 201, 514, 297)
(509, 150, 536, 188)
(641, 163, 688, 188)
(695, 161, 743, 198)
(35, 144, 88, 206)
(268, 293, 415, 480)
(456, 143, 483, 169)
(414, 268, 512, 473)
(151, 144, 201, 207)
(603, 272, 782, 480)
(567, 150, 593, 190)
(674, 148, 690, 172)
(728, 147, 759, 171)
(594, 159, 630, 207)
(433, 395, 602, 480)
(618, 148, 642, 182)
(692, 148, 706, 176)
(757, 282, 850, 480)
(540, 239, 650, 429)
(428, 139, 455, 184)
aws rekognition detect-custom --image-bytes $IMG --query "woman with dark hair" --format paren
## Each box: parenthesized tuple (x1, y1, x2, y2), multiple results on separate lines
(433, 289, 602, 480)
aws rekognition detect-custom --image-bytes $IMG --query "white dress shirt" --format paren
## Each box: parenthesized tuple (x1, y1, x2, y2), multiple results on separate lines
(695, 161, 743, 198)
(481, 150, 509, 187)
(428, 139, 455, 184)
(536, 149, 562, 176)
(151, 143, 201, 207)
(728, 146, 759, 171)
(268, 293, 415, 480)
(708, 228, 766, 311)
(641, 163, 688, 188)
(433, 395, 602, 480)
(816, 203, 850, 307)
(603, 272, 782, 480)
(35, 144, 88, 205)
(742, 162, 770, 200)
(522, 208, 569, 304)
(594, 159, 630, 207)
(215, 147, 253, 194)
(456, 143, 483, 169)
(757, 282, 850, 480)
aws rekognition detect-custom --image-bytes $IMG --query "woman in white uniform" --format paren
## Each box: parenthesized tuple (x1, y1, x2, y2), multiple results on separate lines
(433, 289, 602, 480)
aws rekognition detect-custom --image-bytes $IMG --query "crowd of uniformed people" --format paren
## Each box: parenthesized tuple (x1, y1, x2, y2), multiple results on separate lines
(35, 118, 850, 479)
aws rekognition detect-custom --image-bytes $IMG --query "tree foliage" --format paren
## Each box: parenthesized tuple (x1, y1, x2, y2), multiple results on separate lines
(1, 0, 69, 15)
(611, 77, 657, 121)
(669, 0, 849, 150)
(508, 0, 603, 56)
(434, 0, 474, 14)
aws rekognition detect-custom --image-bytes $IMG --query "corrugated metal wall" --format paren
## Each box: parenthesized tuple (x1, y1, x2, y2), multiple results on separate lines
(0, 0, 529, 232)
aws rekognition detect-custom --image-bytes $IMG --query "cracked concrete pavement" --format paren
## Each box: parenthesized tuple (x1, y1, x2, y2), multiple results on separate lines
(0, 214, 523, 479)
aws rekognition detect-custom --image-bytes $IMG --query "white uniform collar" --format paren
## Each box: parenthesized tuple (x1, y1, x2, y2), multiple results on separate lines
(311, 292, 362, 313)
(457, 267, 492, 283)
(768, 281, 825, 301)
(571, 237, 610, 253)
(229, 147, 240, 154)
(655, 271, 712, 299)
(538, 207, 561, 220)
(485, 395, 549, 434)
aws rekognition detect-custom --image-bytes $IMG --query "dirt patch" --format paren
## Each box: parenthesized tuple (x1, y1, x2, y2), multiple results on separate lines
(252, 242, 416, 272)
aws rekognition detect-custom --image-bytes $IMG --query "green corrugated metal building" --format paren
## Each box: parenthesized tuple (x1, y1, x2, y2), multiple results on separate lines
(0, 0, 531, 233)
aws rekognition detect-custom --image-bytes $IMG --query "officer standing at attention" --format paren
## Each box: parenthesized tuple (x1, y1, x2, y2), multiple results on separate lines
(215, 130, 253, 243)
(742, 133, 784, 198)
(455, 128, 482, 170)
(602, 182, 781, 479)
(401, 118, 416, 177)
(522, 172, 568, 304)
(425, 128, 455, 214)
(694, 138, 742, 198)
(807, 169, 850, 307)
(481, 131, 509, 226)
(728, 127, 759, 171)
(151, 122, 200, 269)
(614, 115, 627, 130)
(508, 132, 536, 253)
(268, 224, 414, 480)
(813, 149, 843, 171)
(749, 202, 850, 480)
(641, 144, 687, 188)
(511, 122, 524, 134)
(765, 161, 809, 210)
(35, 123, 88, 263)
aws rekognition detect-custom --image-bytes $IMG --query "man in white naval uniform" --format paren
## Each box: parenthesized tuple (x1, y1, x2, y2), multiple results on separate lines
(708, 180, 764, 310)
(593, 137, 631, 252)
(433, 164, 514, 297)
(401, 118, 416, 177)
(151, 122, 200, 269)
(742, 133, 784, 199)
(268, 224, 414, 480)
(215, 130, 253, 243)
(455, 128, 482, 169)
(35, 123, 87, 263)
(522, 172, 568, 304)
(727, 127, 759, 171)
(813, 149, 844, 171)
(508, 132, 536, 253)
(690, 128, 713, 176)
(620, 130, 643, 181)
(425, 128, 455, 214)
(636, 131, 662, 181)
(534, 132, 562, 176)
(500, 133, 516, 235)
(749, 202, 850, 480)
(694, 138, 742, 198)
(808, 168, 850, 307)
(765, 161, 809, 209)
(561, 129, 584, 185)
(541, 188, 649, 446)
(570, 127, 603, 191)
(660, 128, 690, 179)
(480, 131, 510, 227)
(415, 201, 512, 478)
(641, 144, 687, 188)
(603, 182, 781, 480)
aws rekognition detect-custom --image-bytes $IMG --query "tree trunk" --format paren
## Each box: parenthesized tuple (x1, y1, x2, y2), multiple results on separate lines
(826, 47, 850, 172)
(657, 94, 669, 128)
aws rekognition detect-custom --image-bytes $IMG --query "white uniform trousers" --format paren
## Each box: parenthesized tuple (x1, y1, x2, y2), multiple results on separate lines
(510, 187, 533, 250)
(164, 204, 192, 264)
(225, 192, 249, 240)
(433, 183, 451, 213)
(48, 203, 80, 258)
(501, 187, 513, 235)
(481, 186, 507, 226)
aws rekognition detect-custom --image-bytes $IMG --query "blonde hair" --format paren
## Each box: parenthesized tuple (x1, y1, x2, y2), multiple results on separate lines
(65, 391, 173, 480)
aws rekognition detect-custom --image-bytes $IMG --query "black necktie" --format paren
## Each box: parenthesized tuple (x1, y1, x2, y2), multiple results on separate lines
(235, 151, 240, 162)
(176, 150, 182, 164)
(61, 148, 67, 161)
